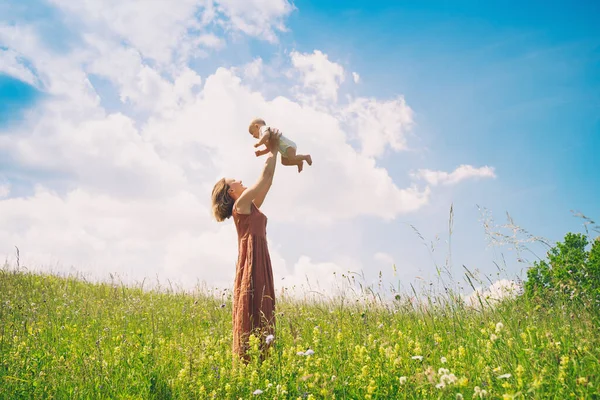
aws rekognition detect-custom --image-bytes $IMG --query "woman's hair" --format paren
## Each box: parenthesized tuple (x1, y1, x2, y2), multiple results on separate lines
(211, 178, 234, 222)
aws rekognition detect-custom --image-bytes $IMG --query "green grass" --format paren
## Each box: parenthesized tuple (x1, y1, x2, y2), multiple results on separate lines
(1, 267, 599, 399)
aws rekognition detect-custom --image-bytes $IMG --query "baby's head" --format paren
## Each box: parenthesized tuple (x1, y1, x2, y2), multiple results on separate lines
(248, 118, 266, 139)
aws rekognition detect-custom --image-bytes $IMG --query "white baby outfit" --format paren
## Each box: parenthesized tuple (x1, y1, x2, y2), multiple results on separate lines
(260, 125, 296, 157)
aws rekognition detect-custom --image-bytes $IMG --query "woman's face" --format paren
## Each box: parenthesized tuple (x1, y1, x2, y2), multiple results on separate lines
(226, 178, 246, 199)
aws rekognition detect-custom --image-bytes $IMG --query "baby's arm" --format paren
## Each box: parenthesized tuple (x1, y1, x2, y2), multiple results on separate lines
(254, 126, 282, 148)
(255, 147, 270, 157)
(254, 127, 271, 148)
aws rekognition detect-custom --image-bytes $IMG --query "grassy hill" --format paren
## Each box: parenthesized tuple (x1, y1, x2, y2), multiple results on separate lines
(1, 267, 599, 399)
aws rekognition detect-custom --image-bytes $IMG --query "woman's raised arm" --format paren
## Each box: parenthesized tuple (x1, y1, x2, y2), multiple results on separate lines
(235, 137, 279, 213)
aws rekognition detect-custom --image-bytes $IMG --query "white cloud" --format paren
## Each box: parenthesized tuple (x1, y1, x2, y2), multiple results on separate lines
(352, 72, 360, 84)
(464, 279, 522, 309)
(290, 50, 345, 102)
(47, 0, 208, 64)
(0, 24, 103, 119)
(47, 0, 293, 64)
(341, 96, 414, 158)
(195, 33, 226, 50)
(84, 36, 203, 114)
(0, 27, 430, 292)
(141, 67, 430, 223)
(0, 182, 9, 198)
(374, 252, 394, 265)
(411, 165, 496, 186)
(275, 255, 348, 299)
(241, 57, 264, 80)
(216, 0, 295, 43)
(0, 48, 37, 86)
(0, 187, 236, 288)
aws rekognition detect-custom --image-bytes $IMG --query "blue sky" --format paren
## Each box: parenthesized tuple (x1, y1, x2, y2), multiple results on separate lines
(284, 0, 600, 247)
(270, 0, 599, 285)
(0, 0, 598, 297)
(284, 0, 600, 207)
(0, 74, 40, 125)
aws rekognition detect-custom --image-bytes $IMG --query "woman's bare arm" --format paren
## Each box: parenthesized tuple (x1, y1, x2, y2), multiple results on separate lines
(236, 137, 279, 213)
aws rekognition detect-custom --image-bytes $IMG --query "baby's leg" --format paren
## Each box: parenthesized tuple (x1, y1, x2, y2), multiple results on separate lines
(283, 147, 313, 172)
(284, 147, 312, 169)
(281, 154, 303, 172)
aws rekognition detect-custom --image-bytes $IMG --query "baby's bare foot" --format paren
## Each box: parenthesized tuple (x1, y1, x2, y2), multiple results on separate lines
(297, 161, 303, 173)
(306, 155, 312, 166)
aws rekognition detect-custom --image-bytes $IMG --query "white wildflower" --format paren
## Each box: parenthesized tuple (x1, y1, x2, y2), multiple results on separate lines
(495, 322, 504, 333)
(456, 394, 464, 400)
(253, 389, 263, 395)
(446, 374, 457, 384)
(411, 355, 423, 361)
(437, 368, 458, 387)
(441, 356, 447, 364)
(473, 386, 488, 398)
(497, 373, 511, 379)
(297, 351, 305, 356)
(490, 334, 498, 342)
(399, 376, 407, 384)
(266, 334, 274, 345)
(305, 349, 315, 356)
(436, 382, 445, 389)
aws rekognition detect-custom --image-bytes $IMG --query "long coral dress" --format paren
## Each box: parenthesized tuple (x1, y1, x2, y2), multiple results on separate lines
(231, 202, 276, 359)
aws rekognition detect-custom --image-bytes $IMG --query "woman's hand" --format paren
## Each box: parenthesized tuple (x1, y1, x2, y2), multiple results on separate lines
(268, 128, 281, 155)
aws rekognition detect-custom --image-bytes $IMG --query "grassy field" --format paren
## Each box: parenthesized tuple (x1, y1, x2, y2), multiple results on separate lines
(1, 267, 599, 399)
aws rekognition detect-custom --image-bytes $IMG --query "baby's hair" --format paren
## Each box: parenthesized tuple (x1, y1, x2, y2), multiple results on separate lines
(211, 178, 234, 222)
(248, 118, 266, 134)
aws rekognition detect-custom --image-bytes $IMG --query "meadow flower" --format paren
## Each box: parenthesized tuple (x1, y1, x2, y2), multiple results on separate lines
(253, 389, 263, 395)
(399, 376, 407, 384)
(437, 368, 458, 388)
(411, 355, 423, 361)
(305, 349, 315, 356)
(490, 334, 498, 342)
(441, 356, 447, 364)
(497, 374, 511, 379)
(266, 334, 274, 345)
(456, 394, 464, 400)
(473, 386, 488, 398)
(495, 322, 504, 333)
(297, 351, 305, 356)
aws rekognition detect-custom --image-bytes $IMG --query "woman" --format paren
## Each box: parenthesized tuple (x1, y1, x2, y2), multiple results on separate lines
(211, 135, 279, 360)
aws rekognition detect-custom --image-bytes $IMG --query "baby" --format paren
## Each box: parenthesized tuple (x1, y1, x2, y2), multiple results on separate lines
(248, 118, 312, 173)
